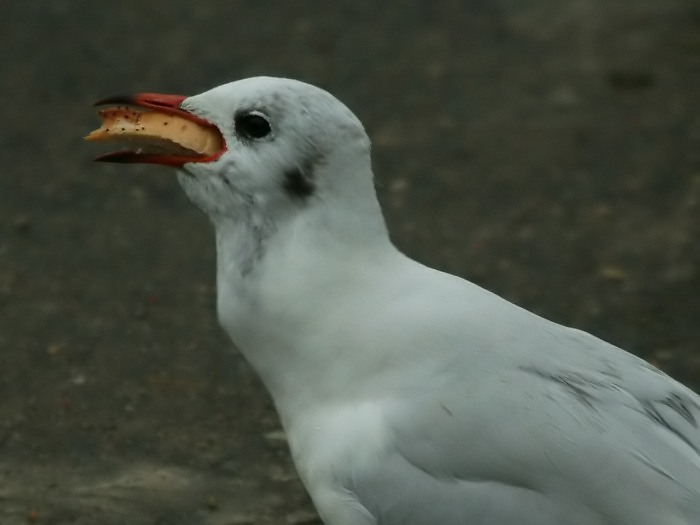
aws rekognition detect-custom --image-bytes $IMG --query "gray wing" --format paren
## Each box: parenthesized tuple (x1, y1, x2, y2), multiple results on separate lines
(350, 326, 700, 525)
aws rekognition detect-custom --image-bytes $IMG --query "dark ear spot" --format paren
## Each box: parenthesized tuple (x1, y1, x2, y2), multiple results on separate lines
(283, 167, 315, 199)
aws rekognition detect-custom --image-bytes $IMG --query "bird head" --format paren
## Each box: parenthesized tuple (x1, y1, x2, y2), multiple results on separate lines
(86, 77, 374, 221)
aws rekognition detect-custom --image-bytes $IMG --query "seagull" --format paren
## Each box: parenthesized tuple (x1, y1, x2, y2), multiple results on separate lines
(87, 77, 700, 524)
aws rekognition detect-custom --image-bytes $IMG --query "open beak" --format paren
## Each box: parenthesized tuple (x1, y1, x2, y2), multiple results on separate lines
(85, 93, 226, 166)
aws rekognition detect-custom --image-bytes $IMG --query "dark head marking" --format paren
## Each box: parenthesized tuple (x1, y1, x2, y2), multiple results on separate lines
(283, 166, 315, 199)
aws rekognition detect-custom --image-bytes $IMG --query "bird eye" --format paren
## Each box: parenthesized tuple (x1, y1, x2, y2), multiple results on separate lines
(235, 111, 272, 140)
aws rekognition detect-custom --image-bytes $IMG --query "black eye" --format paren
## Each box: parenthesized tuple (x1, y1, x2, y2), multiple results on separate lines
(235, 111, 272, 140)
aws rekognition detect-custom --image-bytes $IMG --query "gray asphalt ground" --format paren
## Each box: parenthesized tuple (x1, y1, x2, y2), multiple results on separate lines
(1, 1, 699, 523)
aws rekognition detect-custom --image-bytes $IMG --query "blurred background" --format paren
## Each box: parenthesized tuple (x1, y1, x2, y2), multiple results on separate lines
(1, 1, 698, 523)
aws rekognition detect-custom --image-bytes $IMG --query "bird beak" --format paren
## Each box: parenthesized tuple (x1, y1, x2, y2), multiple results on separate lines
(85, 93, 226, 166)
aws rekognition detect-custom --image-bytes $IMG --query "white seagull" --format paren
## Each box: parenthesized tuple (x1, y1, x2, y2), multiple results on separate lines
(87, 77, 700, 524)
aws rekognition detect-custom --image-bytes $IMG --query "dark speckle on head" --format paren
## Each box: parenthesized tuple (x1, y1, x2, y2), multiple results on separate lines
(283, 165, 316, 199)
